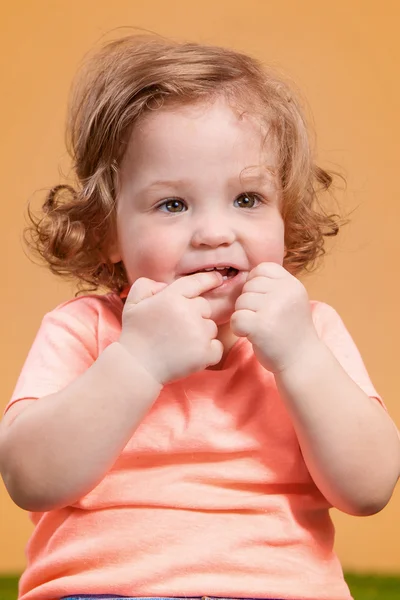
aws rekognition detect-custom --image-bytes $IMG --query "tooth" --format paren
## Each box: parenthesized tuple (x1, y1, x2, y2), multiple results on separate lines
(216, 266, 227, 270)
(204, 267, 215, 271)
(222, 275, 228, 280)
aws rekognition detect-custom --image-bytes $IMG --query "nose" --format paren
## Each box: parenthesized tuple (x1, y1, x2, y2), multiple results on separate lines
(191, 212, 236, 248)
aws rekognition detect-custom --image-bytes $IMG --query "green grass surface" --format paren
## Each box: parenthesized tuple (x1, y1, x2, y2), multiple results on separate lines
(0, 573, 399, 599)
(345, 573, 400, 599)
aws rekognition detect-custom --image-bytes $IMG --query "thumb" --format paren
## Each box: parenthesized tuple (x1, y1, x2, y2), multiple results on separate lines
(126, 277, 169, 305)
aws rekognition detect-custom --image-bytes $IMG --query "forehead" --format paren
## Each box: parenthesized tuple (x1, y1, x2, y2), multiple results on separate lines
(122, 96, 278, 171)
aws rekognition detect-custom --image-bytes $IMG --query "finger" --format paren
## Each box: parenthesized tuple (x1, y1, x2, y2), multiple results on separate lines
(242, 277, 269, 294)
(246, 262, 286, 282)
(127, 277, 168, 305)
(235, 292, 266, 312)
(206, 339, 224, 367)
(242, 276, 274, 294)
(204, 317, 218, 339)
(172, 271, 223, 298)
(230, 309, 257, 337)
(192, 296, 212, 319)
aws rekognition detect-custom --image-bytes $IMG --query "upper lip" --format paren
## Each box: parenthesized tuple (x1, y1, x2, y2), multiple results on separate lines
(181, 263, 243, 275)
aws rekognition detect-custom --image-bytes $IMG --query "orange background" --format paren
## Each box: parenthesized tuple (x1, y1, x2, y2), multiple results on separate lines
(1, 0, 399, 574)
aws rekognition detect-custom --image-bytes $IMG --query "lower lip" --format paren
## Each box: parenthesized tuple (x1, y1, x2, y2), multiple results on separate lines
(203, 270, 247, 296)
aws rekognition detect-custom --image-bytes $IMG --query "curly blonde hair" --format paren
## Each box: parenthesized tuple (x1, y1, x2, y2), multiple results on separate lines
(27, 34, 341, 293)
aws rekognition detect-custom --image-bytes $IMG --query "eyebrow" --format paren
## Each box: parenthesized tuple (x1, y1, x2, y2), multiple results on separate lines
(142, 171, 278, 192)
(239, 170, 278, 185)
(144, 180, 187, 191)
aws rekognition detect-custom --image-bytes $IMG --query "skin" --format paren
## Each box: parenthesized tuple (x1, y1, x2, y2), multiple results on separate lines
(112, 97, 285, 362)
(0, 96, 399, 514)
(115, 97, 399, 515)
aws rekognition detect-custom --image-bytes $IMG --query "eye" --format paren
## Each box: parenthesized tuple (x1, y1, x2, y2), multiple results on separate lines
(158, 199, 187, 213)
(234, 192, 261, 209)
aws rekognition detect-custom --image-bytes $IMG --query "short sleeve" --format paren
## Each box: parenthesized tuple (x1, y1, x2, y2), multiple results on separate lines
(311, 301, 383, 406)
(5, 295, 121, 413)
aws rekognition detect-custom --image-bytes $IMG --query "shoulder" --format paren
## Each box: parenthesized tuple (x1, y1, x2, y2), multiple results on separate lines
(310, 299, 339, 318)
(8, 293, 124, 401)
(48, 292, 122, 319)
(38, 292, 123, 354)
(309, 300, 344, 336)
(309, 300, 359, 353)
(43, 292, 123, 329)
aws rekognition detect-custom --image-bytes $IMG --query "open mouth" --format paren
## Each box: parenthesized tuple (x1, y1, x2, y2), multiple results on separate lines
(190, 266, 239, 280)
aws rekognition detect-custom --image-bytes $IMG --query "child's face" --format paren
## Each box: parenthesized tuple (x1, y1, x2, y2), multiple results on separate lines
(113, 96, 285, 326)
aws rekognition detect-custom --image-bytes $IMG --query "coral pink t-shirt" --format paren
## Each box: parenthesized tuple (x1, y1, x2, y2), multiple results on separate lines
(6, 294, 383, 600)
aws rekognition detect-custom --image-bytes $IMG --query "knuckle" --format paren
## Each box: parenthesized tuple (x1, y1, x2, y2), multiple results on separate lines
(253, 262, 270, 275)
(242, 280, 252, 293)
(235, 295, 246, 310)
(258, 262, 282, 276)
(204, 318, 216, 337)
(243, 277, 262, 292)
(230, 311, 241, 327)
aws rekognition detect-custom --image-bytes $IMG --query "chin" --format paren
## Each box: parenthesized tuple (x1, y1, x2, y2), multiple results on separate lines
(209, 304, 235, 327)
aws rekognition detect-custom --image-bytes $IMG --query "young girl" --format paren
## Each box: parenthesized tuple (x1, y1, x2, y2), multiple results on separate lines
(0, 35, 399, 600)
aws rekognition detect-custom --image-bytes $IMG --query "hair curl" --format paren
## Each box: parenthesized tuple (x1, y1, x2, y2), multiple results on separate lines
(26, 34, 342, 293)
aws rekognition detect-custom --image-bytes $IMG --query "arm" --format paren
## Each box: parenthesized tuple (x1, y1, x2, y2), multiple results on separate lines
(275, 339, 400, 516)
(231, 262, 400, 516)
(0, 342, 161, 512)
(0, 271, 223, 513)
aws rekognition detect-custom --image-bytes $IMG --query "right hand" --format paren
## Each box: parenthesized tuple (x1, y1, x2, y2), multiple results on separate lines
(118, 272, 224, 385)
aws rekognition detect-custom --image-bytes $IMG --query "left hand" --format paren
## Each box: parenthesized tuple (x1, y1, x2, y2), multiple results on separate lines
(230, 262, 320, 373)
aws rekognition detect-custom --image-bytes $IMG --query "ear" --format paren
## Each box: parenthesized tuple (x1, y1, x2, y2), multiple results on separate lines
(108, 241, 122, 264)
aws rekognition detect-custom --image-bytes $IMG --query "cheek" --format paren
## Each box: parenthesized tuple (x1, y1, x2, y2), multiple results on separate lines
(120, 225, 183, 282)
(251, 218, 285, 264)
(269, 235, 285, 263)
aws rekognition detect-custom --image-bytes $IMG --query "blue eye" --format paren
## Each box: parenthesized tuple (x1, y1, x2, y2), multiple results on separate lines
(159, 199, 187, 213)
(234, 193, 261, 208)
